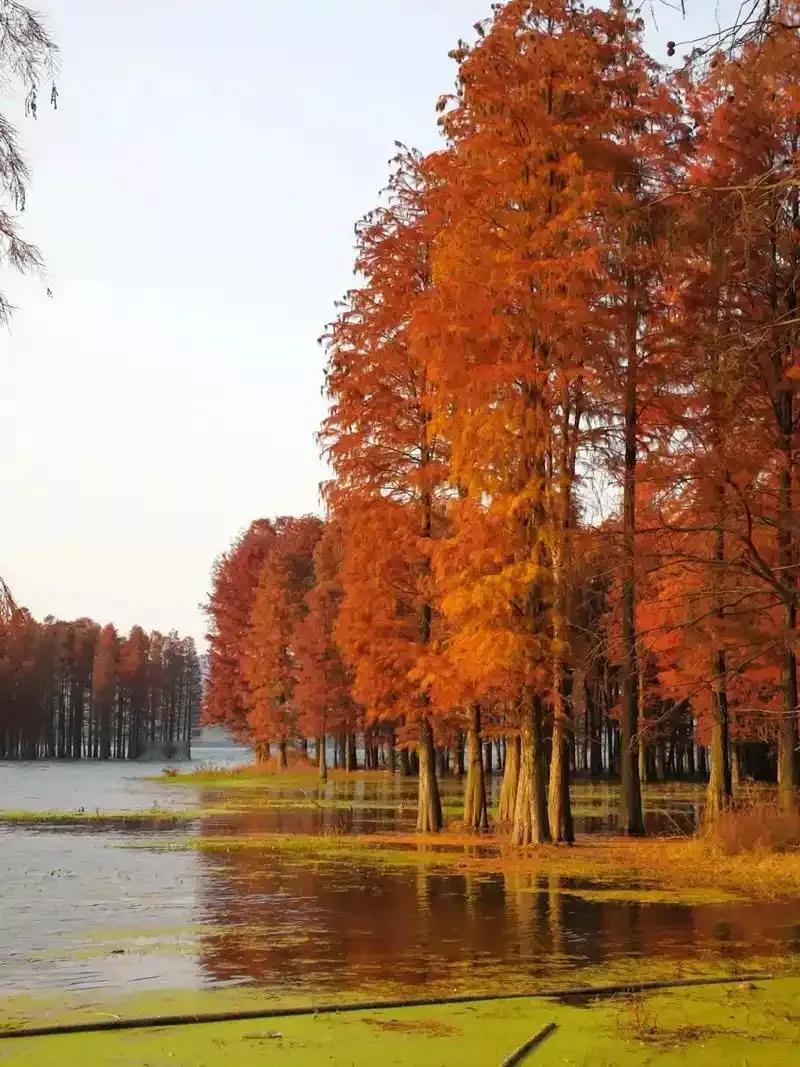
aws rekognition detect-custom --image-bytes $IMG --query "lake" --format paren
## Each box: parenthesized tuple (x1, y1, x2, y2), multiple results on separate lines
(2, 746, 799, 1008)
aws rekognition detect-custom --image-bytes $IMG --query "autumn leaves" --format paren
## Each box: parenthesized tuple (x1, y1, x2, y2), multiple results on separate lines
(205, 0, 800, 840)
(324, 0, 682, 843)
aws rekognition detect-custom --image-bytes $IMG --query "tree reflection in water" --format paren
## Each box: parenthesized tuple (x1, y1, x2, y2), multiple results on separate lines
(194, 812, 800, 997)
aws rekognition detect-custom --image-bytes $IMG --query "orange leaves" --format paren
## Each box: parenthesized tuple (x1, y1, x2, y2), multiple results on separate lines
(306, 0, 800, 767)
(335, 497, 437, 724)
(294, 522, 359, 739)
(202, 520, 275, 739)
(243, 516, 322, 744)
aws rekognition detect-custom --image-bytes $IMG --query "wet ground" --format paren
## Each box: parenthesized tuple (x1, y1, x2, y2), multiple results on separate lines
(1, 749, 798, 1005)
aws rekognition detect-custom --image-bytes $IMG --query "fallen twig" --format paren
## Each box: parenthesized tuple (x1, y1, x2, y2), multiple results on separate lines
(500, 1022, 558, 1066)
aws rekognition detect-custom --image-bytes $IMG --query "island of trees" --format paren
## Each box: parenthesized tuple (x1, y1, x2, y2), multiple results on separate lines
(204, 1, 800, 846)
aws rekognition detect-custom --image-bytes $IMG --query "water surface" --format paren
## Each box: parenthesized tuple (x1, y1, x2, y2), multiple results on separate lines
(1, 754, 796, 1002)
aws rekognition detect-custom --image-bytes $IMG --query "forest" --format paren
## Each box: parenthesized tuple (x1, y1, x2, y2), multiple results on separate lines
(0, 579, 201, 760)
(204, 0, 800, 846)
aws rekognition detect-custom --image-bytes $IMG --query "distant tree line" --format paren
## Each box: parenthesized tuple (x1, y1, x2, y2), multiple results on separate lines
(0, 582, 201, 760)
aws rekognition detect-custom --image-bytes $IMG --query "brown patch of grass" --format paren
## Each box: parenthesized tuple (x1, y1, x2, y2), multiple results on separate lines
(365, 1017, 459, 1037)
(339, 829, 800, 899)
(704, 803, 800, 856)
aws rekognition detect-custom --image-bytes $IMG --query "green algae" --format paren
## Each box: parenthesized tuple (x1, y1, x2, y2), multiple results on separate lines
(0, 808, 195, 827)
(155, 769, 344, 789)
(1, 952, 793, 1033)
(3, 977, 800, 1065)
(127, 830, 472, 871)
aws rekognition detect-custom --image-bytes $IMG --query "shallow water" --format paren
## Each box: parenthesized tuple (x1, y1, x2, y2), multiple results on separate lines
(1, 754, 797, 1002)
(0, 741, 248, 813)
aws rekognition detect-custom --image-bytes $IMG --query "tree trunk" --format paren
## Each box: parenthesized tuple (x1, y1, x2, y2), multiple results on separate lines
(547, 721, 573, 844)
(416, 716, 443, 833)
(619, 286, 644, 835)
(399, 746, 411, 776)
(511, 696, 550, 846)
(654, 742, 665, 781)
(774, 193, 798, 809)
(587, 681, 602, 778)
(637, 668, 649, 785)
(778, 447, 797, 809)
(686, 739, 696, 779)
(100, 701, 111, 760)
(548, 683, 573, 843)
(706, 681, 732, 825)
(436, 746, 448, 779)
(387, 731, 397, 773)
(731, 740, 741, 791)
(454, 734, 465, 778)
(255, 741, 270, 765)
(318, 733, 327, 781)
(463, 705, 489, 831)
(483, 739, 493, 776)
(498, 734, 520, 823)
(278, 740, 288, 769)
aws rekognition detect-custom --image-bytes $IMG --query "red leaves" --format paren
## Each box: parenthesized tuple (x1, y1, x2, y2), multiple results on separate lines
(203, 3, 800, 770)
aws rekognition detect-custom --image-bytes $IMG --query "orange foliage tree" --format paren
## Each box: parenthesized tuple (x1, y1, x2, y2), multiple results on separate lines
(321, 147, 449, 831)
(294, 521, 361, 780)
(243, 516, 323, 767)
(199, 0, 800, 837)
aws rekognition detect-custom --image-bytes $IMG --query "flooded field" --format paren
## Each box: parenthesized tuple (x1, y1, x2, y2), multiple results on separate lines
(2, 749, 799, 1010)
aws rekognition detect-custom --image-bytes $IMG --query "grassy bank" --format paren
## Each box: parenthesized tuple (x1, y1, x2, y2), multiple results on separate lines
(3, 977, 799, 1065)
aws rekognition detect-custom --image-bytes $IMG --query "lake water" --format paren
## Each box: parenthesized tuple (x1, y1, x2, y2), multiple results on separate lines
(1, 748, 798, 1004)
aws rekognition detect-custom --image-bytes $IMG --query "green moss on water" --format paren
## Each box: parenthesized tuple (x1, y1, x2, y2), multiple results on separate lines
(128, 830, 471, 870)
(0, 809, 194, 827)
(3, 978, 799, 1065)
(155, 769, 347, 789)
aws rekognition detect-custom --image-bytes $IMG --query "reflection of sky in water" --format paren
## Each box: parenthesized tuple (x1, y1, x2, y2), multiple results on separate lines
(0, 827, 205, 994)
(0, 742, 249, 812)
(2, 757, 799, 999)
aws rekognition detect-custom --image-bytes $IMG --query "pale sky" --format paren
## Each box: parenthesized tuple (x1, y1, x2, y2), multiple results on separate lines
(2, 0, 741, 647)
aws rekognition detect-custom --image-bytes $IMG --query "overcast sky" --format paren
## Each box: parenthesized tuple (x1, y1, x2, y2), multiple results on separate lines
(2, 0, 742, 646)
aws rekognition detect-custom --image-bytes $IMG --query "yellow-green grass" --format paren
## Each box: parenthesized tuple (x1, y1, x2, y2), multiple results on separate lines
(2, 977, 799, 1065)
(0, 809, 194, 827)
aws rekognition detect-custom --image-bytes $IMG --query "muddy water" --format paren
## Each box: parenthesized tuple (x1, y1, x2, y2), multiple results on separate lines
(1, 755, 798, 1001)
